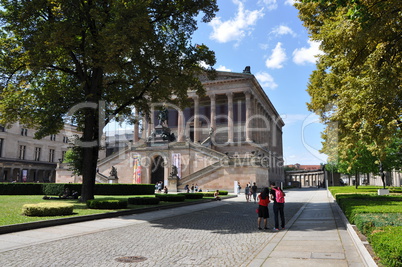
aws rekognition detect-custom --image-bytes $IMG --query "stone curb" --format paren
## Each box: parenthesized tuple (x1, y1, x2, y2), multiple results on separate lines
(0, 195, 237, 235)
(328, 191, 377, 267)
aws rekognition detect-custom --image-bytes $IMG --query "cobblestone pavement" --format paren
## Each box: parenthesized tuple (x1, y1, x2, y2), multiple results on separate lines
(0, 190, 309, 267)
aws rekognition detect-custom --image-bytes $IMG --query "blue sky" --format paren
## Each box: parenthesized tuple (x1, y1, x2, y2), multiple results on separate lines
(189, 0, 328, 165)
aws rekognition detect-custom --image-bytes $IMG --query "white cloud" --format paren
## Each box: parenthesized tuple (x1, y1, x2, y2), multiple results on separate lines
(292, 40, 324, 65)
(271, 25, 296, 37)
(265, 42, 287, 69)
(216, 65, 232, 72)
(255, 71, 278, 89)
(209, 0, 264, 43)
(284, 0, 296, 6)
(258, 0, 278, 10)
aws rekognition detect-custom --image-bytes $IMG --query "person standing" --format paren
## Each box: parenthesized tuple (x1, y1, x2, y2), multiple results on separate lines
(257, 187, 270, 230)
(270, 182, 285, 231)
(251, 182, 258, 203)
(237, 182, 241, 195)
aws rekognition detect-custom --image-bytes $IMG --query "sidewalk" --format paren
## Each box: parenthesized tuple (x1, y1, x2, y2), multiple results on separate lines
(249, 189, 377, 267)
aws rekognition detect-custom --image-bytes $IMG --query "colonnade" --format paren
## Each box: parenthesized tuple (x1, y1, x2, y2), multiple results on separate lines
(133, 89, 284, 150)
(286, 171, 325, 188)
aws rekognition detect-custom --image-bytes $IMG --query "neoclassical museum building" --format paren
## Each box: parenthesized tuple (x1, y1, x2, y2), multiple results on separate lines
(57, 67, 285, 192)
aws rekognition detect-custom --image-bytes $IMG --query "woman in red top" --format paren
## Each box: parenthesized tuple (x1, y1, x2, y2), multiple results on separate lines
(257, 187, 270, 230)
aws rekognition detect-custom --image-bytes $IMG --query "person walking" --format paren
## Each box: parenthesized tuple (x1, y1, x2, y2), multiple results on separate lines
(251, 182, 258, 203)
(257, 187, 270, 230)
(270, 182, 285, 231)
(245, 185, 250, 202)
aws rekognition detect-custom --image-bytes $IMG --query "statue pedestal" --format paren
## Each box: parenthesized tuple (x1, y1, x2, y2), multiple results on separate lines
(108, 176, 119, 184)
(168, 175, 178, 193)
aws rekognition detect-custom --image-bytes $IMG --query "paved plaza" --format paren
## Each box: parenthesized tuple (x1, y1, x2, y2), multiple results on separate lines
(0, 188, 376, 266)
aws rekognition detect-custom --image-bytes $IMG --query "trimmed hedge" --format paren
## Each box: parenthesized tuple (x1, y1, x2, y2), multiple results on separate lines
(128, 197, 160, 205)
(178, 193, 204, 199)
(0, 183, 43, 195)
(355, 213, 402, 236)
(155, 194, 185, 202)
(86, 198, 128, 209)
(0, 183, 155, 196)
(369, 226, 402, 267)
(22, 203, 74, 216)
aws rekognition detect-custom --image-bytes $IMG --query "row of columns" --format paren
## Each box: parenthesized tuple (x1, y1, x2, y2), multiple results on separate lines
(0, 166, 54, 182)
(134, 90, 280, 146)
(287, 172, 324, 188)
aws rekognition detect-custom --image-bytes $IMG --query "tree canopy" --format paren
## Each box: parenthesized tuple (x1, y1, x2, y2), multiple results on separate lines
(295, 0, 402, 170)
(0, 0, 218, 201)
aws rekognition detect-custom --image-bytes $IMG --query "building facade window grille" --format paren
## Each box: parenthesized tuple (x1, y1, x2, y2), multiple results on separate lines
(21, 128, 27, 136)
(19, 145, 26, 159)
(34, 147, 41, 161)
(0, 138, 3, 157)
(49, 149, 55, 162)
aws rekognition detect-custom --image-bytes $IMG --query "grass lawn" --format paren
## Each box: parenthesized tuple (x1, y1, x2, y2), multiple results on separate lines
(0, 195, 212, 226)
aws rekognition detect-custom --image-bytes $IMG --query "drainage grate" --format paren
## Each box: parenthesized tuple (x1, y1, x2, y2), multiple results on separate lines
(115, 256, 147, 263)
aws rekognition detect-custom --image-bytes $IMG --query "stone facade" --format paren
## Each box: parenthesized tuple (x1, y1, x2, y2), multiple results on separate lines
(90, 68, 284, 192)
(0, 122, 77, 182)
(90, 69, 286, 192)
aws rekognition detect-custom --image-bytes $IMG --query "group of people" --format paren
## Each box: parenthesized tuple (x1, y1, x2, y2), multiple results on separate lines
(256, 182, 286, 231)
(242, 182, 258, 203)
(184, 184, 202, 193)
(155, 181, 168, 194)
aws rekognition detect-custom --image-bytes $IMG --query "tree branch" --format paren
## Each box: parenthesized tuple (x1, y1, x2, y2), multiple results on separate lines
(105, 75, 158, 125)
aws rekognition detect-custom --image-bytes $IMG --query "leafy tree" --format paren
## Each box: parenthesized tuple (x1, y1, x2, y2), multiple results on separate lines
(295, 0, 402, 170)
(0, 0, 218, 201)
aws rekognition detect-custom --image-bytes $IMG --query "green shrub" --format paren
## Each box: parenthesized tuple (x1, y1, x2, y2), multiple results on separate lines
(0, 183, 155, 195)
(178, 193, 204, 199)
(86, 198, 128, 209)
(355, 213, 402, 236)
(335, 194, 402, 224)
(0, 183, 43, 195)
(154, 194, 185, 202)
(127, 197, 160, 205)
(22, 203, 74, 216)
(369, 226, 402, 267)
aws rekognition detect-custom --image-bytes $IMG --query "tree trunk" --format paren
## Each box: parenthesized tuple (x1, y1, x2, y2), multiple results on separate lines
(79, 69, 103, 202)
(355, 172, 359, 189)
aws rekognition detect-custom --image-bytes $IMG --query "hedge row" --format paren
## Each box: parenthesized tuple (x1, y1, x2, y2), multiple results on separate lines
(334, 192, 402, 267)
(0, 183, 155, 196)
(22, 203, 74, 216)
(86, 198, 128, 209)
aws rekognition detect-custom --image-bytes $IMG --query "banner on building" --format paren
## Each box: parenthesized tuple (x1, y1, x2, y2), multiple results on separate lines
(172, 153, 181, 179)
(133, 155, 141, 184)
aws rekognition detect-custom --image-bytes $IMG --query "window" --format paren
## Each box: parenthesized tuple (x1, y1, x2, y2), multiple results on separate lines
(19, 145, 26, 160)
(63, 136, 69, 143)
(49, 149, 55, 162)
(50, 134, 56, 141)
(0, 125, 4, 132)
(0, 138, 3, 157)
(34, 147, 41, 161)
(20, 128, 27, 136)
(61, 151, 66, 162)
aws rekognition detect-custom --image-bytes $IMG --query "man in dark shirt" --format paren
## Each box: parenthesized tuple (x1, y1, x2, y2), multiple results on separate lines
(251, 182, 258, 203)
